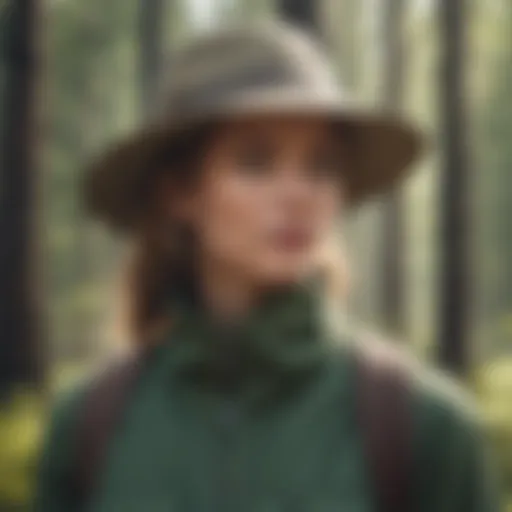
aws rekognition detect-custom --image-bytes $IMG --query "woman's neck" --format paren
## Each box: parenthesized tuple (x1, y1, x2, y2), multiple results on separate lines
(197, 260, 262, 324)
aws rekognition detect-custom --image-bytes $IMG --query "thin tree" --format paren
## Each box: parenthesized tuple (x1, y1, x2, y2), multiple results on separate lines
(438, 0, 470, 374)
(138, 0, 166, 116)
(0, 0, 43, 395)
(276, 0, 321, 36)
(338, 0, 359, 90)
(379, 0, 406, 335)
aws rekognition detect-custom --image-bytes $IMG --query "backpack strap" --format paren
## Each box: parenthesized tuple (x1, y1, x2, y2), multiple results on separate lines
(356, 336, 413, 512)
(73, 351, 148, 506)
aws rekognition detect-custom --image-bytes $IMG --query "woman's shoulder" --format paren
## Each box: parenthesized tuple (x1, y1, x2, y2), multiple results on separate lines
(45, 357, 130, 435)
(42, 378, 91, 457)
(42, 359, 118, 451)
(411, 360, 484, 442)
(335, 323, 484, 437)
(344, 324, 481, 425)
(36, 378, 92, 503)
(43, 352, 145, 454)
(367, 337, 482, 434)
(35, 368, 118, 510)
(406, 356, 500, 509)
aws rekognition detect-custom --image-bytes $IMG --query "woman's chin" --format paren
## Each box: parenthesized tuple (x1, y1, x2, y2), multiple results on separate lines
(257, 261, 316, 287)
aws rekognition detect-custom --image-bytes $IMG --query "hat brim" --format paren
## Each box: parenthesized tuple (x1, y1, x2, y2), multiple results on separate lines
(85, 90, 424, 231)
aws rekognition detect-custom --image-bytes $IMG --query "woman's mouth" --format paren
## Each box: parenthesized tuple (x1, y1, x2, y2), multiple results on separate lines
(271, 227, 313, 252)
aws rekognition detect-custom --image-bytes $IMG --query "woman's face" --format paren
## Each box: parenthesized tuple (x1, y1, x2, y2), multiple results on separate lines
(170, 116, 345, 287)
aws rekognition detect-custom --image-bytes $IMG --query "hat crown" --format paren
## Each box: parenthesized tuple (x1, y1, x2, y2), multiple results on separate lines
(86, 22, 421, 230)
(155, 22, 343, 120)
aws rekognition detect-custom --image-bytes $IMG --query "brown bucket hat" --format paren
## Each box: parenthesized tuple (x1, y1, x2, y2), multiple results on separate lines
(85, 21, 423, 231)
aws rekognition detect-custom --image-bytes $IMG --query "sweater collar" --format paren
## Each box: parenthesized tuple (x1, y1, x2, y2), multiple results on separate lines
(157, 278, 334, 396)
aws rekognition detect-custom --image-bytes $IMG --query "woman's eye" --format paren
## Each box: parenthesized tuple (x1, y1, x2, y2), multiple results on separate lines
(306, 151, 342, 180)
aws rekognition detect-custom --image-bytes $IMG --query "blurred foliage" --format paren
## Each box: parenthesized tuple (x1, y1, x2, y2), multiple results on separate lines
(0, 392, 43, 510)
(0, 366, 91, 511)
(475, 359, 512, 499)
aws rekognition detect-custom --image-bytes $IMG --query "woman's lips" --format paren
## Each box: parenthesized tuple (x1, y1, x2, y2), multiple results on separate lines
(271, 227, 313, 251)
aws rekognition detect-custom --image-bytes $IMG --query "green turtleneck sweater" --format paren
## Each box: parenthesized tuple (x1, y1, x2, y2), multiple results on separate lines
(35, 284, 500, 511)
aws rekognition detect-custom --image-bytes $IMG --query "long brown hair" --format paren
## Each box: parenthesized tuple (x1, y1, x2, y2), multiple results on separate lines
(123, 124, 215, 344)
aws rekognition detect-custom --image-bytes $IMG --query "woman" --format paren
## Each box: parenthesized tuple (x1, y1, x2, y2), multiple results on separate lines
(36, 22, 499, 511)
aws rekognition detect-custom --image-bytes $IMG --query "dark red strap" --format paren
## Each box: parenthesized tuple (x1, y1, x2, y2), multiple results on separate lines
(74, 352, 147, 505)
(356, 338, 413, 512)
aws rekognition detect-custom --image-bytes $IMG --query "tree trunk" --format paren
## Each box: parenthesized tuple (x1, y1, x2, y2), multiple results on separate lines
(138, 0, 165, 116)
(0, 0, 43, 396)
(379, 0, 406, 335)
(276, 0, 321, 36)
(338, 0, 359, 89)
(322, 0, 360, 89)
(438, 0, 470, 374)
